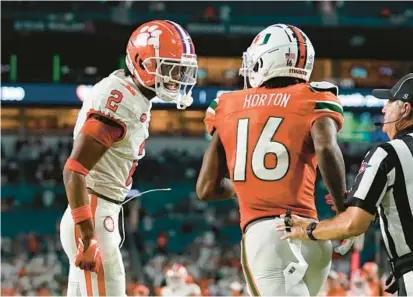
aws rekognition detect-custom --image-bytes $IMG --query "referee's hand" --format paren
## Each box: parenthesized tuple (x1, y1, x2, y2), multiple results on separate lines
(275, 214, 315, 241)
(334, 237, 355, 255)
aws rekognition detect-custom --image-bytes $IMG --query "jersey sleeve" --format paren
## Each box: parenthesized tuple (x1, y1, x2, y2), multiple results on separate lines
(307, 82, 344, 131)
(90, 78, 136, 125)
(80, 117, 124, 148)
(79, 76, 138, 140)
(204, 97, 220, 136)
(346, 145, 394, 215)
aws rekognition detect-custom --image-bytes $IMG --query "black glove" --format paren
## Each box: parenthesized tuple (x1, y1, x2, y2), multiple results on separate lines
(384, 272, 399, 294)
(284, 209, 292, 232)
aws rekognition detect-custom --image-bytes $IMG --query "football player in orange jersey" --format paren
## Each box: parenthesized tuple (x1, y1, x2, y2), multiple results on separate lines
(196, 24, 348, 296)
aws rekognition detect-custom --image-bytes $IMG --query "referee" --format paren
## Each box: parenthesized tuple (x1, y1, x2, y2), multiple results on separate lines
(276, 73, 413, 296)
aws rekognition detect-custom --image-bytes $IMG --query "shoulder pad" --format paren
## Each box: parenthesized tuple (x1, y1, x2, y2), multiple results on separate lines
(85, 76, 141, 125)
(215, 90, 235, 101)
(309, 81, 339, 96)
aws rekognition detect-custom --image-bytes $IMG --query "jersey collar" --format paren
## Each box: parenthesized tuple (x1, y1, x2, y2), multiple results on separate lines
(395, 124, 413, 139)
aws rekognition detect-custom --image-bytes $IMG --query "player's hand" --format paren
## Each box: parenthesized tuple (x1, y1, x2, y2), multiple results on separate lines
(275, 214, 315, 241)
(183, 92, 194, 107)
(334, 237, 355, 255)
(384, 273, 398, 294)
(74, 237, 102, 273)
(325, 193, 337, 211)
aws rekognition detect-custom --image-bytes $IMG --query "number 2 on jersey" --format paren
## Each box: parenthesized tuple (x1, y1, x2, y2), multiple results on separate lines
(233, 117, 290, 181)
(126, 161, 137, 186)
(106, 90, 123, 112)
(125, 141, 146, 186)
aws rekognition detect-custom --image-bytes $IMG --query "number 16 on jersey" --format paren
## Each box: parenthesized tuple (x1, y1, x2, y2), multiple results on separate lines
(233, 117, 290, 182)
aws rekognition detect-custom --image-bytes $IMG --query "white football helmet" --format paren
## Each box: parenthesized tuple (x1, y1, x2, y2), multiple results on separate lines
(165, 264, 187, 287)
(240, 24, 315, 88)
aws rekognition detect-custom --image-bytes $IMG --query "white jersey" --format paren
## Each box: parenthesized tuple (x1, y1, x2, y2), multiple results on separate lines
(74, 69, 151, 202)
(161, 284, 201, 296)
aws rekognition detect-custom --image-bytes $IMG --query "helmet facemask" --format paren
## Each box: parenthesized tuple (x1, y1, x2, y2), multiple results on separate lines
(152, 54, 198, 109)
(240, 49, 279, 89)
(239, 51, 250, 90)
(130, 49, 197, 109)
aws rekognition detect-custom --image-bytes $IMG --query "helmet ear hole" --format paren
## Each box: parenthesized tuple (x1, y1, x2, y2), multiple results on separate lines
(253, 58, 264, 73)
(134, 54, 145, 70)
(138, 59, 145, 70)
(253, 63, 259, 72)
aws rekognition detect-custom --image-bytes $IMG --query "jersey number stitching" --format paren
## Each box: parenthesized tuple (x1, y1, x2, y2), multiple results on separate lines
(125, 141, 146, 186)
(233, 117, 290, 181)
(105, 90, 123, 113)
(126, 161, 137, 187)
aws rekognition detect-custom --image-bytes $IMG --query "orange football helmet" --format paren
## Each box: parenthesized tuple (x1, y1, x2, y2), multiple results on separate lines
(126, 20, 198, 109)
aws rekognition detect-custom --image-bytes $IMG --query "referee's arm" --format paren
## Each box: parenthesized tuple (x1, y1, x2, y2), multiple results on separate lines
(311, 145, 392, 240)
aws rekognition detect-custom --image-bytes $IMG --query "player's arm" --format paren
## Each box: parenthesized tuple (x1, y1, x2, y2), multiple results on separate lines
(278, 146, 391, 240)
(308, 146, 391, 240)
(311, 116, 346, 212)
(196, 131, 235, 201)
(63, 115, 124, 245)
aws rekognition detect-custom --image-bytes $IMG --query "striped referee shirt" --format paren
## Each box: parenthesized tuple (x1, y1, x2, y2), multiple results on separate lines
(347, 125, 413, 260)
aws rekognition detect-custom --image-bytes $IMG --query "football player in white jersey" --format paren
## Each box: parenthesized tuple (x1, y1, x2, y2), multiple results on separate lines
(160, 264, 201, 296)
(60, 20, 198, 296)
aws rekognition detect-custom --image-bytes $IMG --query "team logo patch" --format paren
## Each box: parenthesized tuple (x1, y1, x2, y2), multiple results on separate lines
(103, 216, 115, 232)
(140, 113, 147, 123)
(285, 52, 296, 60)
(289, 69, 307, 75)
(358, 161, 372, 175)
(133, 25, 162, 47)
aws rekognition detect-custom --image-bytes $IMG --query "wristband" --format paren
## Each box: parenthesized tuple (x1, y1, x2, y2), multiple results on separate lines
(307, 222, 318, 241)
(71, 205, 92, 224)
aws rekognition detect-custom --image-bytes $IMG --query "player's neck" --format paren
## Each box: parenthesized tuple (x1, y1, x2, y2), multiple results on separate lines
(131, 77, 157, 100)
(138, 84, 157, 100)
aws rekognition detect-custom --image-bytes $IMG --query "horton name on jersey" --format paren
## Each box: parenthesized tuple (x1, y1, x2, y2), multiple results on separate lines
(243, 93, 291, 109)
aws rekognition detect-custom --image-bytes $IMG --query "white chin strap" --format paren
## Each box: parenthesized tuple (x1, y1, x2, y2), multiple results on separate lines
(176, 91, 193, 110)
(156, 84, 194, 109)
(127, 55, 195, 109)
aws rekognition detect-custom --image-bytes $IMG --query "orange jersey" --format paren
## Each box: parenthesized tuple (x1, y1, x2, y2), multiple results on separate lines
(205, 82, 344, 231)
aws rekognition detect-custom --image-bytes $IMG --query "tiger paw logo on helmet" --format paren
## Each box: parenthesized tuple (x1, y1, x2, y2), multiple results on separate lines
(133, 25, 163, 47)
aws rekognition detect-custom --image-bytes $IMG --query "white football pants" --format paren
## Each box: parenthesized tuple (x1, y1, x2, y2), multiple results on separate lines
(241, 217, 332, 296)
(60, 194, 126, 296)
(400, 271, 413, 296)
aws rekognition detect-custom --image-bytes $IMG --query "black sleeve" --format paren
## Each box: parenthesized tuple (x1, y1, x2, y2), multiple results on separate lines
(90, 114, 123, 129)
(347, 145, 394, 215)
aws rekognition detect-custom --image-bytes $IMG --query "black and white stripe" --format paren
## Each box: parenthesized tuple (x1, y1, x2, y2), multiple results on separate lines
(348, 130, 413, 259)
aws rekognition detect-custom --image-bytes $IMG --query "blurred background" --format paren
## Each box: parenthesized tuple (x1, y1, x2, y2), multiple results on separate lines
(1, 1, 413, 296)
